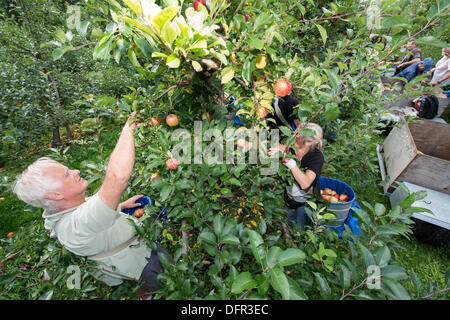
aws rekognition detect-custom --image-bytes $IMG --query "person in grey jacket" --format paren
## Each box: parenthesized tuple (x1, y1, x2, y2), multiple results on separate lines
(13, 112, 172, 300)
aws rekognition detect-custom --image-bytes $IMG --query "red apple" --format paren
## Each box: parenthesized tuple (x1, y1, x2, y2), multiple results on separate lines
(321, 195, 331, 201)
(6, 232, 13, 238)
(166, 158, 178, 170)
(257, 107, 267, 118)
(339, 194, 349, 202)
(166, 114, 179, 127)
(134, 208, 145, 218)
(323, 188, 333, 195)
(149, 116, 160, 126)
(274, 78, 292, 97)
(243, 14, 249, 22)
(330, 196, 339, 203)
(150, 173, 161, 182)
(194, 0, 205, 11)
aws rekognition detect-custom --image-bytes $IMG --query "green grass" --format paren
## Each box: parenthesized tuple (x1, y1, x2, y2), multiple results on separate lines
(393, 237, 450, 299)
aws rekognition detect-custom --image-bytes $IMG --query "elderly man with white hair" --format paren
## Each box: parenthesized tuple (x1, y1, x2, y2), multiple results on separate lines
(13, 112, 172, 300)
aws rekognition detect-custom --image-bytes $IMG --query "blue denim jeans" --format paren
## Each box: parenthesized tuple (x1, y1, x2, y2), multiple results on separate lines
(287, 204, 311, 231)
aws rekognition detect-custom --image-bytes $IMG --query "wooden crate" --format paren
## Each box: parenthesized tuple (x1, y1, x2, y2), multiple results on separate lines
(382, 118, 450, 195)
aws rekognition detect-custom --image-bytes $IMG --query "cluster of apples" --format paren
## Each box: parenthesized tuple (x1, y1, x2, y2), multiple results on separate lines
(320, 188, 349, 203)
(149, 113, 178, 127)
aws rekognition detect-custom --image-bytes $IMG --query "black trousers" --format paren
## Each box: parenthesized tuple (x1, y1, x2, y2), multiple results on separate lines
(139, 242, 174, 292)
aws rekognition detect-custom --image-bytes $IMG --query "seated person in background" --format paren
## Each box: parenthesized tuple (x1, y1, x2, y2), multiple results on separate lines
(393, 39, 422, 75)
(269, 123, 324, 231)
(429, 47, 450, 87)
(394, 57, 433, 83)
(12, 112, 173, 300)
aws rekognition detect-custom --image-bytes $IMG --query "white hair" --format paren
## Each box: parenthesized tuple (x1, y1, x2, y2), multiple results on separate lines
(12, 157, 62, 213)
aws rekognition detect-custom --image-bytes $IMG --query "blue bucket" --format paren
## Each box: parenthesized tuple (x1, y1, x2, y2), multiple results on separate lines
(122, 196, 168, 226)
(319, 177, 356, 227)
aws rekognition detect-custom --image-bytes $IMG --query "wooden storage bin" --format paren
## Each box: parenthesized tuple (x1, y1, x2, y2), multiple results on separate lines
(382, 119, 450, 195)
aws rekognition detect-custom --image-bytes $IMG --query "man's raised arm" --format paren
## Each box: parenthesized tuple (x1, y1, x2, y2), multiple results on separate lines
(99, 112, 138, 210)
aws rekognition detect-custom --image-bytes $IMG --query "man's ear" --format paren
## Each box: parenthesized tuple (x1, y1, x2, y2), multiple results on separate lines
(44, 192, 64, 201)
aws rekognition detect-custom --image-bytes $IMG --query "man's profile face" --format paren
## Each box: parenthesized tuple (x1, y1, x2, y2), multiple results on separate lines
(406, 42, 415, 50)
(43, 163, 88, 201)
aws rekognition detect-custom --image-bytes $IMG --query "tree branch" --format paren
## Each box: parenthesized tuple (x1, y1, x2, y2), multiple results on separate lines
(232, 0, 246, 19)
(152, 71, 195, 104)
(181, 219, 190, 256)
(422, 287, 450, 299)
(339, 278, 369, 300)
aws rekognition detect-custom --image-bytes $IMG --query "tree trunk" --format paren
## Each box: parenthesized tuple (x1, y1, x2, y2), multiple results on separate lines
(52, 126, 62, 148)
(65, 123, 73, 139)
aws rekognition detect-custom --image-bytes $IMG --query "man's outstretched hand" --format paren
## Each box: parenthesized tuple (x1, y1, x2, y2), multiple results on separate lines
(125, 111, 144, 131)
(120, 194, 144, 210)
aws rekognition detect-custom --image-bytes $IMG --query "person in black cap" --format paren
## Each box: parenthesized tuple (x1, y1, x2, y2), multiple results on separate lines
(266, 95, 301, 131)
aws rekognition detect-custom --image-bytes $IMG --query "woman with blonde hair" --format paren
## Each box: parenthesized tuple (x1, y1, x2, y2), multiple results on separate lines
(269, 122, 325, 230)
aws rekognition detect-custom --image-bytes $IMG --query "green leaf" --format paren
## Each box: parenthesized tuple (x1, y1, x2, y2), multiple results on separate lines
(123, 0, 142, 16)
(134, 38, 153, 57)
(248, 38, 264, 50)
(231, 271, 258, 294)
(401, 193, 416, 208)
(382, 265, 408, 281)
(221, 66, 235, 84)
(120, 17, 152, 35)
(77, 21, 91, 37)
(247, 229, 266, 266)
(253, 13, 272, 31)
(198, 231, 217, 245)
(153, 6, 178, 31)
(213, 215, 223, 238)
(160, 184, 173, 202)
(277, 248, 306, 267)
(414, 36, 448, 48)
(324, 69, 339, 91)
(127, 48, 141, 67)
(242, 59, 253, 85)
(38, 290, 53, 300)
(52, 46, 72, 61)
(374, 246, 391, 268)
(383, 279, 411, 300)
(228, 178, 241, 186)
(374, 203, 386, 216)
(231, 272, 257, 294)
(382, 15, 409, 28)
(267, 246, 283, 268)
(54, 29, 66, 43)
(287, 277, 308, 300)
(323, 104, 340, 121)
(221, 234, 240, 246)
(314, 23, 327, 45)
(359, 245, 376, 268)
(161, 21, 178, 47)
(152, 52, 168, 58)
(166, 53, 180, 68)
(269, 268, 290, 300)
(313, 273, 331, 298)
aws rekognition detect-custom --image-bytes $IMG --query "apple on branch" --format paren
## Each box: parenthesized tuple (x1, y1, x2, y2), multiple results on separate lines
(274, 78, 292, 97)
